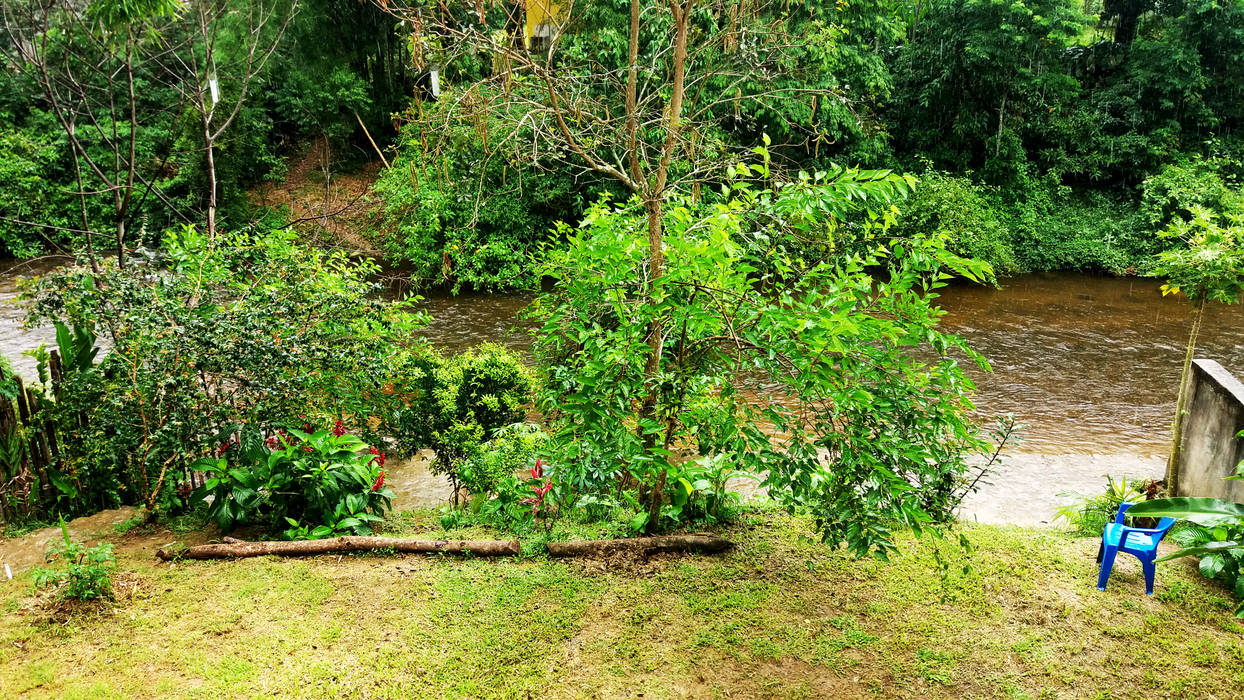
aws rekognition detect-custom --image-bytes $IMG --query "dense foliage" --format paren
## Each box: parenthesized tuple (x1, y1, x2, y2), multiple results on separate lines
(193, 424, 395, 539)
(358, 0, 1244, 285)
(0, 0, 411, 256)
(373, 117, 588, 291)
(18, 227, 424, 515)
(528, 164, 995, 556)
(0, 0, 1241, 275)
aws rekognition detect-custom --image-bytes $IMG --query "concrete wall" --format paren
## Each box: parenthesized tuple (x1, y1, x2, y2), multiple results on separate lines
(1176, 359, 1244, 501)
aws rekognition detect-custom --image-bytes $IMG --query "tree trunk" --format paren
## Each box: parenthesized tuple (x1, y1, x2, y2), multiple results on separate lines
(1114, 9, 1139, 46)
(1165, 295, 1206, 495)
(638, 0, 692, 534)
(158, 536, 521, 560)
(205, 130, 218, 238)
(546, 534, 732, 557)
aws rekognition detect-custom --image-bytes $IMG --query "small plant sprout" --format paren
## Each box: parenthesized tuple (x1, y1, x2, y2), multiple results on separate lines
(31, 516, 116, 601)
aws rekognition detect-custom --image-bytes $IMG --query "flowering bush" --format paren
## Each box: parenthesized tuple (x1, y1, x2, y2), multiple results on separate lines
(191, 423, 394, 539)
(19, 227, 425, 517)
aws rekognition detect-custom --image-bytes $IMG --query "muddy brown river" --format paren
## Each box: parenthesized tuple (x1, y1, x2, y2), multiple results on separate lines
(4, 262, 1243, 532)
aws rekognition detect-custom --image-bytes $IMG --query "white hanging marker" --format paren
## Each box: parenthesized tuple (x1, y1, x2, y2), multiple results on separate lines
(209, 77, 220, 105)
(430, 69, 441, 98)
(4, 562, 11, 580)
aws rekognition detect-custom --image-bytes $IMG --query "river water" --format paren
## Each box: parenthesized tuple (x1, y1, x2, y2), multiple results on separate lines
(4, 262, 1243, 527)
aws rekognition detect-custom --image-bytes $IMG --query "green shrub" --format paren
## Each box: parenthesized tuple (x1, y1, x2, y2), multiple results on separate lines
(423, 344, 534, 499)
(31, 517, 115, 600)
(532, 167, 995, 555)
(1140, 156, 1244, 230)
(993, 175, 1152, 273)
(459, 422, 548, 498)
(19, 227, 425, 516)
(192, 423, 393, 539)
(892, 171, 1017, 277)
(1055, 475, 1150, 536)
(1128, 496, 1244, 617)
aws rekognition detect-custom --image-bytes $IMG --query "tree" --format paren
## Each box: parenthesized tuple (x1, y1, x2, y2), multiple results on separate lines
(2, 0, 184, 267)
(379, 0, 865, 519)
(2, 0, 297, 253)
(1150, 207, 1244, 494)
(156, 0, 296, 237)
(530, 163, 997, 554)
(887, 0, 1085, 176)
(1103, 0, 1151, 46)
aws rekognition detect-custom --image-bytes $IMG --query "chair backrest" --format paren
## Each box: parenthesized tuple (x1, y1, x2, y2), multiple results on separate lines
(1116, 502, 1177, 541)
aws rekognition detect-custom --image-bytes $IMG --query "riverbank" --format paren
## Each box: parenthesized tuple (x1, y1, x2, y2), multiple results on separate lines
(2, 508, 1241, 698)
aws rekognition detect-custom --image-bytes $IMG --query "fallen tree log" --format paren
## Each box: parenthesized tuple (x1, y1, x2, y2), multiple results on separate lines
(157, 536, 520, 561)
(546, 534, 732, 558)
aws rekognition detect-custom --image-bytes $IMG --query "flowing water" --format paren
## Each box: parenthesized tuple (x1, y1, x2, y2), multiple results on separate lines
(3, 263, 1244, 533)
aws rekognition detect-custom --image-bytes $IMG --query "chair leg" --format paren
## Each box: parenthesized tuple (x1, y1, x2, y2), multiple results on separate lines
(1096, 541, 1103, 563)
(1097, 546, 1118, 591)
(1142, 558, 1156, 596)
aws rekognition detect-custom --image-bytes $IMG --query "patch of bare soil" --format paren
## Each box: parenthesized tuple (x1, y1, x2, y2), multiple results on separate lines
(1, 506, 144, 574)
(250, 138, 386, 254)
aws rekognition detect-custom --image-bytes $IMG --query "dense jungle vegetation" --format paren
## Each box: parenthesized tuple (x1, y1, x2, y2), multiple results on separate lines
(1, 0, 1242, 284)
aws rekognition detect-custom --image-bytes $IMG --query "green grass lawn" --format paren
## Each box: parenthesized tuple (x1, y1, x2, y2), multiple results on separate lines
(2, 509, 1242, 699)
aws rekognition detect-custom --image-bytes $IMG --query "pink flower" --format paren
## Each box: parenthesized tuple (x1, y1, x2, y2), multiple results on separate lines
(332, 420, 347, 437)
(530, 458, 544, 480)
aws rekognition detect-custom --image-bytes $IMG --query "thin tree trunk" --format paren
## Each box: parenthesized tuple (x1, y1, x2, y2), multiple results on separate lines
(355, 110, 390, 168)
(1165, 295, 1206, 495)
(639, 1, 692, 533)
(995, 91, 1008, 158)
(68, 123, 100, 274)
(205, 130, 218, 237)
(121, 29, 137, 258)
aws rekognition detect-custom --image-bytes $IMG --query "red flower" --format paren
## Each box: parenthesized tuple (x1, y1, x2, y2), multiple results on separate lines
(532, 480, 553, 499)
(368, 446, 386, 467)
(332, 420, 347, 437)
(372, 470, 386, 492)
(265, 436, 279, 450)
(303, 444, 313, 452)
(216, 440, 232, 458)
(530, 458, 544, 480)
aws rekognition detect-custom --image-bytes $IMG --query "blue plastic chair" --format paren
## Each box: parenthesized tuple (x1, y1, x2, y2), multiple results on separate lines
(1096, 501, 1176, 595)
